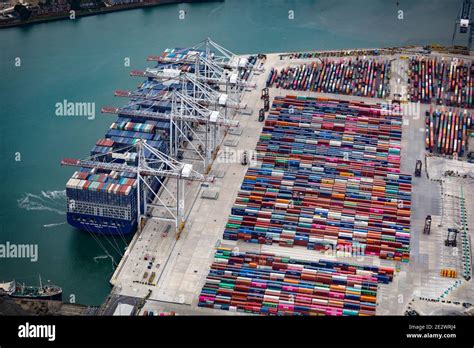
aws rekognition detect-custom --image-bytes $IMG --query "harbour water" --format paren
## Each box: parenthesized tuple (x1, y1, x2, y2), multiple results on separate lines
(0, 0, 461, 305)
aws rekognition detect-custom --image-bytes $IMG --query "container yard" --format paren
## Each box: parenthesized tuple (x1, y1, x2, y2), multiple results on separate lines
(267, 58, 391, 98)
(89, 44, 474, 318)
(425, 107, 472, 157)
(223, 96, 412, 263)
(408, 56, 474, 108)
(198, 248, 393, 315)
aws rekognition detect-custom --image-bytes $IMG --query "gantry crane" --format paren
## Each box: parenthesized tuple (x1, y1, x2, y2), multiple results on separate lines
(116, 73, 246, 110)
(112, 39, 254, 173)
(61, 140, 214, 237)
(147, 38, 250, 71)
(132, 38, 257, 102)
(64, 39, 252, 240)
(101, 89, 239, 172)
(115, 72, 247, 127)
(130, 64, 255, 103)
(452, 0, 473, 49)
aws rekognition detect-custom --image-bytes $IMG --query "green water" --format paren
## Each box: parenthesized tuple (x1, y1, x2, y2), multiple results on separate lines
(0, 0, 461, 305)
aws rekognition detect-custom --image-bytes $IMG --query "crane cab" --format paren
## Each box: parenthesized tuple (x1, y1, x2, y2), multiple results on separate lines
(460, 18, 469, 33)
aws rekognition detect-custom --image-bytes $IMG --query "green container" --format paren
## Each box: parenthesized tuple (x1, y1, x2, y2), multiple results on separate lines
(226, 223, 240, 229)
(220, 282, 235, 289)
(343, 309, 358, 316)
(381, 235, 396, 242)
(262, 302, 278, 308)
(361, 289, 377, 296)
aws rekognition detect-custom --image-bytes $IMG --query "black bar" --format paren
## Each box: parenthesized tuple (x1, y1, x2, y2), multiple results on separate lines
(0, 316, 473, 346)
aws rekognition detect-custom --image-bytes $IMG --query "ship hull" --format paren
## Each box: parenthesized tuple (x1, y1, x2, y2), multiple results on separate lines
(10, 286, 63, 302)
(10, 292, 63, 301)
(67, 213, 136, 235)
(63, 46, 188, 236)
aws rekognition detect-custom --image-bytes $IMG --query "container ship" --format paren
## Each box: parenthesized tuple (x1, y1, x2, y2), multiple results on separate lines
(64, 47, 207, 235)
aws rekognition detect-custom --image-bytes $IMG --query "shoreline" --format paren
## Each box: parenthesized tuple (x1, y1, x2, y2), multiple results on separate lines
(0, 0, 219, 29)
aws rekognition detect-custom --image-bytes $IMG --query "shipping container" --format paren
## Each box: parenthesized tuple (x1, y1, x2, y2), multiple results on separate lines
(222, 95, 412, 262)
(425, 108, 472, 156)
(269, 59, 390, 99)
(198, 248, 393, 316)
(409, 56, 474, 108)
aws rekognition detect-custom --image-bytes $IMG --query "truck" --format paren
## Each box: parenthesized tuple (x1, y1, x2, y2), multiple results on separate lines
(445, 228, 459, 247)
(467, 151, 474, 163)
(241, 151, 248, 165)
(423, 215, 432, 235)
(415, 159, 422, 177)
(264, 98, 270, 112)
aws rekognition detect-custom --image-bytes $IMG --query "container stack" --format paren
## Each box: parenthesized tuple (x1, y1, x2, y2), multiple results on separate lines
(409, 57, 474, 108)
(147, 47, 205, 72)
(425, 108, 472, 156)
(111, 120, 156, 133)
(223, 95, 412, 262)
(266, 68, 277, 87)
(281, 48, 397, 60)
(66, 170, 137, 204)
(259, 97, 403, 170)
(224, 166, 411, 259)
(267, 59, 390, 98)
(198, 248, 394, 316)
(239, 56, 257, 81)
(104, 117, 168, 151)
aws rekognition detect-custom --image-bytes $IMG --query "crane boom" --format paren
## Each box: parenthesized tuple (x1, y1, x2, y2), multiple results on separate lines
(146, 55, 233, 70)
(100, 106, 239, 127)
(60, 158, 214, 182)
(130, 69, 256, 89)
(114, 89, 246, 110)
(462, 0, 471, 19)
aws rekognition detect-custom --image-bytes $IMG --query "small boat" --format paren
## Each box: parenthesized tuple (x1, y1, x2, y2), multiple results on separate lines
(0, 276, 62, 301)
